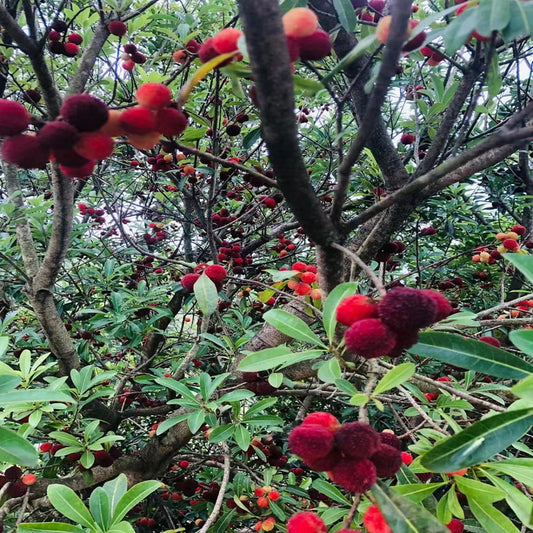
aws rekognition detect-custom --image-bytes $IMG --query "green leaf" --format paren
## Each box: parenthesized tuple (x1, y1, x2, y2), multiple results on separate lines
(0, 336, 9, 358)
(392, 482, 447, 503)
(322, 282, 358, 342)
(444, 7, 479, 55)
(193, 273, 218, 317)
(0, 427, 38, 466)
(374, 363, 415, 395)
(18, 524, 86, 533)
(0, 374, 21, 390)
(103, 474, 128, 516)
(511, 374, 533, 401)
(49, 431, 82, 447)
(0, 389, 74, 404)
(47, 485, 96, 529)
(89, 487, 111, 529)
(408, 332, 533, 379)
(510, 329, 533, 357)
(238, 345, 323, 372)
(208, 424, 234, 443)
(421, 408, 533, 472)
(187, 409, 206, 433)
(333, 0, 357, 32)
(502, 0, 533, 42)
(475, 0, 511, 36)
(453, 476, 505, 502)
(155, 414, 189, 435)
(311, 479, 350, 505)
(504, 254, 533, 283)
(112, 480, 161, 524)
(263, 309, 325, 347)
(467, 496, 521, 533)
(107, 521, 135, 533)
(372, 481, 450, 532)
(484, 458, 533, 486)
(317, 358, 342, 383)
(349, 393, 369, 406)
(154, 378, 199, 404)
(218, 390, 255, 403)
(234, 425, 251, 451)
(268, 372, 284, 388)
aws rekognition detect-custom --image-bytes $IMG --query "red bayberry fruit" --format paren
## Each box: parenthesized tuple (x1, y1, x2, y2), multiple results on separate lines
(370, 443, 402, 478)
(288, 424, 334, 461)
(37, 121, 79, 149)
(64, 42, 79, 57)
(155, 107, 188, 137)
(302, 412, 339, 432)
(120, 107, 156, 135)
(181, 273, 200, 292)
(4, 466, 22, 480)
(334, 422, 379, 459)
(257, 496, 269, 508)
(60, 160, 95, 179)
(379, 431, 401, 450)
(401, 451, 413, 465)
(479, 336, 501, 348)
(136, 82, 172, 110)
(331, 458, 377, 493)
(7, 481, 27, 498)
(198, 38, 218, 63)
(336, 294, 378, 326)
(0, 99, 30, 135)
(304, 448, 341, 471)
(204, 264, 227, 283)
(21, 473, 37, 486)
(400, 133, 415, 144)
(297, 29, 332, 60)
(292, 262, 308, 272)
(344, 318, 397, 359)
(108, 20, 127, 36)
(39, 442, 52, 453)
(419, 289, 452, 322)
(503, 238, 519, 251)
(363, 505, 392, 533)
(264, 197, 277, 208)
(61, 94, 109, 132)
(511, 224, 526, 235)
(287, 512, 327, 533)
(24, 89, 41, 103)
(378, 287, 438, 332)
(73, 132, 114, 160)
(282, 8, 319, 38)
(268, 490, 280, 501)
(446, 518, 464, 533)
(1, 135, 50, 169)
(212, 28, 243, 54)
(68, 33, 83, 44)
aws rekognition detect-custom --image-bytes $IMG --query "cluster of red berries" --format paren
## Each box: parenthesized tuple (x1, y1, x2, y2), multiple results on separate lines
(0, 466, 36, 499)
(337, 287, 452, 359)
(254, 486, 281, 509)
(143, 221, 168, 245)
(212, 208, 238, 228)
(472, 225, 530, 264)
(217, 241, 252, 274)
(271, 228, 303, 257)
(180, 263, 228, 293)
(375, 240, 405, 263)
(287, 510, 360, 533)
(246, 434, 288, 467)
(288, 412, 403, 494)
(279, 262, 321, 299)
(78, 203, 106, 225)
(121, 42, 147, 71)
(172, 39, 202, 64)
(47, 19, 83, 57)
(254, 516, 276, 532)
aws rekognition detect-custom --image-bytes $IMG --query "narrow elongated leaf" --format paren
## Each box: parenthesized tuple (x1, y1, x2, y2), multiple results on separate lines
(421, 408, 533, 472)
(107, 521, 135, 533)
(47, 485, 96, 529)
(374, 363, 415, 395)
(18, 524, 86, 533)
(208, 424, 234, 443)
(0, 389, 74, 404)
(311, 479, 350, 505)
(103, 474, 128, 516)
(322, 282, 358, 342)
(504, 254, 533, 283)
(453, 476, 505, 502)
(468, 496, 521, 533)
(484, 458, 533, 487)
(89, 486, 111, 529)
(372, 482, 449, 532)
(263, 309, 325, 347)
(112, 480, 161, 524)
(218, 390, 255, 403)
(193, 273, 218, 317)
(0, 427, 38, 466)
(392, 482, 446, 503)
(510, 329, 533, 357)
(234, 425, 251, 451)
(408, 332, 533, 379)
(502, 0, 533, 42)
(333, 0, 357, 32)
(0, 374, 21, 390)
(187, 409, 206, 433)
(238, 345, 323, 372)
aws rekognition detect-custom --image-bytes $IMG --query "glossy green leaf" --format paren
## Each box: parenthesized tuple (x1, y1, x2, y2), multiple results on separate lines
(0, 389, 74, 404)
(18, 524, 85, 533)
(268, 372, 283, 388)
(511, 374, 533, 401)
(392, 482, 446, 503)
(238, 345, 322, 372)
(0, 336, 9, 358)
(374, 363, 415, 395)
(187, 409, 206, 433)
(234, 425, 251, 451)
(317, 358, 341, 383)
(218, 389, 255, 403)
(421, 408, 533, 472)
(453, 476, 504, 502)
(408, 332, 533, 379)
(322, 282, 358, 342)
(193, 273, 218, 317)
(333, 0, 357, 32)
(112, 480, 161, 523)
(475, 0, 511, 36)
(107, 521, 135, 533)
(484, 458, 533, 487)
(263, 309, 325, 347)
(89, 486, 111, 529)
(349, 393, 369, 406)
(502, 0, 533, 42)
(504, 254, 533, 283)
(372, 482, 449, 532)
(510, 329, 533, 357)
(311, 479, 350, 505)
(103, 474, 128, 516)
(467, 496, 521, 533)
(0, 427, 38, 466)
(47, 485, 96, 529)
(208, 424, 234, 443)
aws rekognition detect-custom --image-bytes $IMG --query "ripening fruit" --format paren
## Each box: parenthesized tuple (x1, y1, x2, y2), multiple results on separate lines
(204, 264, 227, 283)
(309, 288, 322, 300)
(511, 224, 526, 235)
(288, 424, 334, 461)
(446, 518, 464, 533)
(136, 82, 172, 110)
(64, 43, 79, 57)
(128, 132, 160, 150)
(503, 238, 519, 251)
(60, 160, 95, 178)
(344, 318, 397, 359)
(363, 505, 392, 533)
(419, 289, 452, 322)
(198, 38, 218, 63)
(401, 451, 413, 465)
(376, 16, 405, 44)
(0, 99, 30, 136)
(302, 411, 340, 432)
(21, 474, 37, 486)
(403, 20, 426, 52)
(287, 512, 327, 533)
(120, 107, 156, 134)
(73, 132, 114, 160)
(68, 33, 83, 44)
(155, 107, 188, 137)
(297, 29, 332, 60)
(400, 133, 415, 144)
(37, 121, 79, 149)
(181, 273, 200, 292)
(370, 443, 402, 478)
(282, 8, 319, 39)
(334, 422, 379, 459)
(61, 94, 109, 132)
(122, 60, 135, 71)
(1, 135, 50, 169)
(295, 282, 312, 296)
(99, 110, 125, 137)
(331, 458, 377, 493)
(479, 336, 501, 348)
(173, 50, 188, 63)
(212, 28, 243, 54)
(336, 294, 378, 326)
(108, 20, 127, 36)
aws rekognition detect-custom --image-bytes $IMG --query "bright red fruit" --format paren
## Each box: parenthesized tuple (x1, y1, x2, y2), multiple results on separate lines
(288, 424, 334, 461)
(363, 505, 392, 533)
(336, 294, 378, 326)
(108, 20, 127, 36)
(136, 82, 172, 110)
(344, 318, 397, 359)
(211, 28, 243, 54)
(204, 264, 227, 283)
(287, 512, 326, 533)
(0, 99, 30, 135)
(120, 107, 156, 135)
(302, 412, 339, 432)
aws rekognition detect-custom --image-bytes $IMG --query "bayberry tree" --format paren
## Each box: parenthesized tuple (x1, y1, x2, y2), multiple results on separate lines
(0, 0, 532, 531)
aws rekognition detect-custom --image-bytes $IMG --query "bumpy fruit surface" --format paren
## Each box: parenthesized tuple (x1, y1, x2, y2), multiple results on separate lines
(212, 28, 243, 54)
(38, 121, 79, 149)
(288, 424, 334, 461)
(120, 107, 156, 135)
(302, 411, 339, 432)
(297, 29, 332, 60)
(181, 273, 200, 292)
(334, 422, 379, 459)
(204, 264, 227, 283)
(1, 135, 50, 169)
(331, 458, 377, 493)
(287, 512, 327, 533)
(336, 294, 378, 326)
(446, 518, 464, 533)
(344, 318, 397, 359)
(74, 132, 114, 160)
(282, 8, 319, 38)
(136, 82, 172, 110)
(303, 449, 340, 471)
(0, 99, 30, 136)
(363, 505, 392, 533)
(155, 107, 188, 136)
(108, 20, 127, 36)
(61, 94, 109, 132)
(370, 443, 402, 477)
(419, 289, 452, 322)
